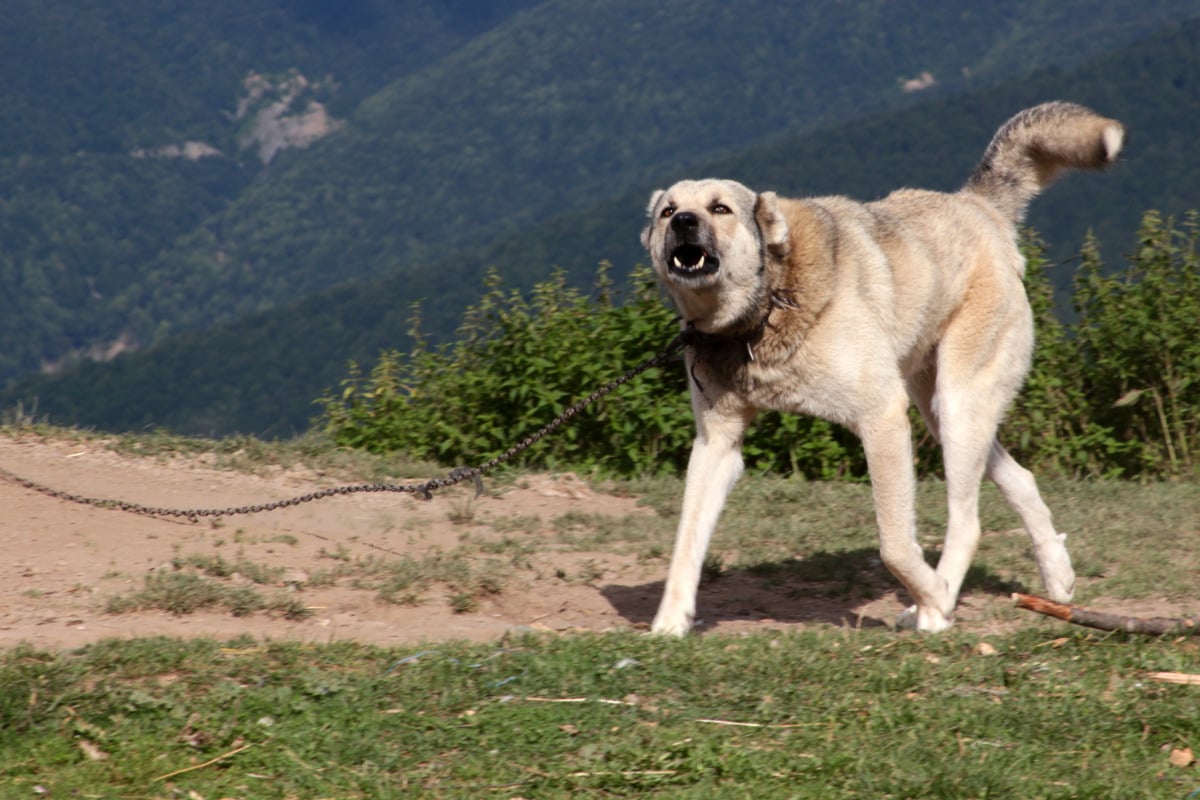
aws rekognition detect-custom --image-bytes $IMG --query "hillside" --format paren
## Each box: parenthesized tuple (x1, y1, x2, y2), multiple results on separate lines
(132, 0, 1193, 340)
(1, 0, 1193, 392)
(2, 3, 1200, 438)
(0, 1, 534, 155)
(0, 0, 539, 381)
(8, 16, 1200, 438)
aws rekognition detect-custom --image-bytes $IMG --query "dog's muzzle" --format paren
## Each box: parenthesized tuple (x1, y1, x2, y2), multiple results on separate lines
(666, 212, 720, 279)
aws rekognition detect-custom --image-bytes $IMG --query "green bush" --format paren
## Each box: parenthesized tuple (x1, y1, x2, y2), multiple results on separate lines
(320, 263, 682, 475)
(1071, 211, 1200, 477)
(320, 212, 1200, 480)
(1000, 232, 1137, 478)
(982, 211, 1199, 479)
(318, 262, 864, 477)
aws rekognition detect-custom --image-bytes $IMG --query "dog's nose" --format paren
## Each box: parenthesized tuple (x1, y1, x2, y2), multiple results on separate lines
(670, 211, 699, 232)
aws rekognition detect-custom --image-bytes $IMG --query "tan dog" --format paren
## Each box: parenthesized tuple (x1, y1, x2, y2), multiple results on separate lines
(640, 102, 1125, 634)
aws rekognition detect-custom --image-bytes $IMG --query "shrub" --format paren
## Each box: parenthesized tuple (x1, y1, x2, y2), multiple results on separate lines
(320, 212, 1200, 480)
(1001, 233, 1136, 478)
(1070, 211, 1200, 477)
(318, 262, 865, 477)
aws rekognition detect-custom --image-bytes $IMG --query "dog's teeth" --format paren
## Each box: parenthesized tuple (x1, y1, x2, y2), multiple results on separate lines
(696, 255, 705, 268)
(673, 256, 683, 268)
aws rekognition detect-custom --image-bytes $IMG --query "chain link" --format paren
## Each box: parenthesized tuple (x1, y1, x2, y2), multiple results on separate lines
(1, 334, 687, 522)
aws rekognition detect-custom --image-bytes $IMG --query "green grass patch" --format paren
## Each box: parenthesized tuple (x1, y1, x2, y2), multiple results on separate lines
(617, 475, 1200, 603)
(171, 553, 285, 585)
(2, 630, 1198, 797)
(105, 572, 310, 620)
(552, 510, 660, 550)
(348, 550, 511, 610)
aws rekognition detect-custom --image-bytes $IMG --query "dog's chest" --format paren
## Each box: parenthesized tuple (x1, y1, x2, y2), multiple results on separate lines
(690, 341, 852, 421)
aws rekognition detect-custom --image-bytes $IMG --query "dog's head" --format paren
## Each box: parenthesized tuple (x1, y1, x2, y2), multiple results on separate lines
(641, 179, 789, 332)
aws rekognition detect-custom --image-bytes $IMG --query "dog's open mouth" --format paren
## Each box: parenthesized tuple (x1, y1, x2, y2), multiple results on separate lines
(668, 244, 720, 278)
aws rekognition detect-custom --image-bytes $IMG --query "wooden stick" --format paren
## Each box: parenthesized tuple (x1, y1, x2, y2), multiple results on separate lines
(1145, 671, 1200, 685)
(1013, 593, 1200, 635)
(152, 742, 254, 782)
(695, 718, 814, 729)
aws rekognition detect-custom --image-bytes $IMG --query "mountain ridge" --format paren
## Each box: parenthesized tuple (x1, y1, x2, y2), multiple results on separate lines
(2, 4, 1197, 436)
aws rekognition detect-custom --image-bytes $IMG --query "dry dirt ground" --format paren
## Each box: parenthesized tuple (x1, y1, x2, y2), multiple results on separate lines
(0, 433, 1184, 651)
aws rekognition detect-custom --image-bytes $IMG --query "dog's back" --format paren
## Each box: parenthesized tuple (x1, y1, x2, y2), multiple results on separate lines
(836, 102, 1126, 357)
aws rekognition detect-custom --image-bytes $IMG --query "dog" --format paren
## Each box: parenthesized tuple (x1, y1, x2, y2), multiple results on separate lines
(640, 102, 1125, 634)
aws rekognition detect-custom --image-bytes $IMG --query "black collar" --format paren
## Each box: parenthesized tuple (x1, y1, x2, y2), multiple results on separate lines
(680, 309, 771, 364)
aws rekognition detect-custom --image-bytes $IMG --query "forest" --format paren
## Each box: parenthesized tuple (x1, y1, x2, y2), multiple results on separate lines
(1, 2, 1197, 441)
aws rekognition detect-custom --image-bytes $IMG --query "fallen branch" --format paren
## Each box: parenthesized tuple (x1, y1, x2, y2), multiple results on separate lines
(1013, 593, 1200, 636)
(695, 718, 815, 729)
(1145, 671, 1200, 686)
(153, 741, 254, 782)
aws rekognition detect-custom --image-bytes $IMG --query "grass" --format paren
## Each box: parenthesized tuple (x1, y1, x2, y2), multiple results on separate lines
(92, 468, 1200, 623)
(552, 510, 658, 551)
(1, 630, 1198, 798)
(104, 547, 516, 615)
(3, 425, 1199, 796)
(618, 474, 1200, 603)
(316, 550, 511, 609)
(104, 572, 311, 620)
(171, 552, 285, 585)
(12, 423, 1192, 601)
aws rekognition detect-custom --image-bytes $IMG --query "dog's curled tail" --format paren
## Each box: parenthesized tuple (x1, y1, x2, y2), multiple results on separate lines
(964, 101, 1125, 224)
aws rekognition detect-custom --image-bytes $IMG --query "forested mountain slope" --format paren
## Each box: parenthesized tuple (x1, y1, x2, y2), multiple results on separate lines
(0, 0, 538, 381)
(1, 0, 1192, 393)
(9, 16, 1199, 438)
(138, 0, 1190, 337)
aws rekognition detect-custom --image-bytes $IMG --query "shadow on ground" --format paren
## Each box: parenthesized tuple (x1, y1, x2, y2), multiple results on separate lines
(601, 547, 1027, 632)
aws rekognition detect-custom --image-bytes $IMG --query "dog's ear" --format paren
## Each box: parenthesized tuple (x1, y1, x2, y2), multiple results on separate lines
(754, 191, 790, 259)
(640, 189, 665, 250)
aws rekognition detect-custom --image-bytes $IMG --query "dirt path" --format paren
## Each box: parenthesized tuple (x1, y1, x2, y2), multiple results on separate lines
(2, 433, 1186, 651)
(0, 433, 914, 650)
(0, 433, 673, 650)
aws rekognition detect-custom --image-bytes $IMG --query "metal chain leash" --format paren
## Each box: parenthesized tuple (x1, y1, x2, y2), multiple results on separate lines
(0, 333, 690, 523)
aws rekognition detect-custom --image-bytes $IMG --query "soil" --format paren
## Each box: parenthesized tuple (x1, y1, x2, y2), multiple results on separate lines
(0, 434, 1184, 651)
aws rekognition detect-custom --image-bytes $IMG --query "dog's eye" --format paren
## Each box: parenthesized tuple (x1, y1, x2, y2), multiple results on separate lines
(660, 206, 676, 219)
(711, 203, 731, 215)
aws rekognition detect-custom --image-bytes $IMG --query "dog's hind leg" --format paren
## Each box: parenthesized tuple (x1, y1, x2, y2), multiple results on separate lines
(651, 399, 754, 637)
(927, 315, 1039, 612)
(930, 390, 994, 607)
(985, 442, 1075, 602)
(930, 274, 1075, 607)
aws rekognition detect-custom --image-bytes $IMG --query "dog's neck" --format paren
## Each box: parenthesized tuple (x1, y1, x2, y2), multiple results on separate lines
(681, 315, 766, 364)
(682, 284, 794, 365)
(678, 202, 836, 369)
(681, 288, 828, 384)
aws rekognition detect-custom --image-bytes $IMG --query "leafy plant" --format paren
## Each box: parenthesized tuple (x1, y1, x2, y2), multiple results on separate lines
(1000, 232, 1135, 477)
(321, 215, 1200, 480)
(1072, 211, 1200, 477)
(319, 263, 870, 477)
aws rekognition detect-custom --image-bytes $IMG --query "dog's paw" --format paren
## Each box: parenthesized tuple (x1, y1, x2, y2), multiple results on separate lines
(650, 611, 694, 637)
(1037, 533, 1076, 603)
(1042, 572, 1076, 604)
(896, 605, 954, 633)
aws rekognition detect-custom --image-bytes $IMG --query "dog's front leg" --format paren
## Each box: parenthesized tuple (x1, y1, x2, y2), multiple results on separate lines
(860, 392, 954, 632)
(651, 400, 752, 636)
